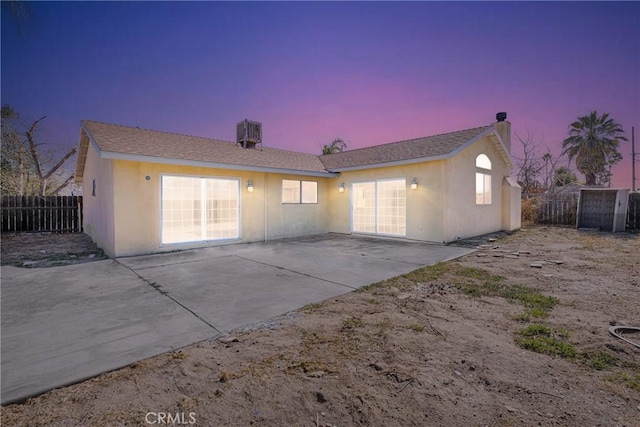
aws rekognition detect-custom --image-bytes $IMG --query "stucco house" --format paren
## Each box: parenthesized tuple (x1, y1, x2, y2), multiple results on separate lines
(74, 113, 521, 258)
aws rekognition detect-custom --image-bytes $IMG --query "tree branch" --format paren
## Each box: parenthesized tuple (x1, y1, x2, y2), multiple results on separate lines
(50, 174, 74, 196)
(43, 146, 77, 180)
(26, 115, 47, 181)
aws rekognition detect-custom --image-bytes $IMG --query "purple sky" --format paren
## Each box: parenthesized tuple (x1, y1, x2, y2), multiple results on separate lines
(2, 2, 639, 188)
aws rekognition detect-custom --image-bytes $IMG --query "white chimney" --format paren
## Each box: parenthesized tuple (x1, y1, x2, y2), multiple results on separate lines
(495, 112, 511, 153)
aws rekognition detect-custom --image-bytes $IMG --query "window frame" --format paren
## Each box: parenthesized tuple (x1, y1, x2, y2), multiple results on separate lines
(475, 154, 492, 205)
(160, 174, 241, 245)
(281, 179, 318, 204)
(351, 178, 406, 237)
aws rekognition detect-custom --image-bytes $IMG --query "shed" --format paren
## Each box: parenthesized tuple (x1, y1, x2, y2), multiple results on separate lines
(576, 188, 630, 232)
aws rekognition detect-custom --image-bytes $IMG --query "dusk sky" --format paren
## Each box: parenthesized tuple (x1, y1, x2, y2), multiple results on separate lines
(2, 1, 639, 188)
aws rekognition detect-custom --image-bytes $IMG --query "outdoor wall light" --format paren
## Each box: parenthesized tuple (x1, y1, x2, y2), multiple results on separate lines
(247, 180, 254, 192)
(411, 178, 418, 190)
(339, 183, 345, 193)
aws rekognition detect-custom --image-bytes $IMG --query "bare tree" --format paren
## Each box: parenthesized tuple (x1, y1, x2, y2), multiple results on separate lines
(1, 105, 32, 195)
(1, 105, 76, 196)
(514, 132, 546, 198)
(514, 131, 567, 196)
(542, 150, 564, 194)
(25, 116, 77, 195)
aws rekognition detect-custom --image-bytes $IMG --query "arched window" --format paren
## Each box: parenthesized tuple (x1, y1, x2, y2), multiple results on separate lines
(475, 154, 492, 205)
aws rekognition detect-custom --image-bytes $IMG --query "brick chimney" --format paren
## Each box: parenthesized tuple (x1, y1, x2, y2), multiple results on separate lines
(494, 112, 511, 153)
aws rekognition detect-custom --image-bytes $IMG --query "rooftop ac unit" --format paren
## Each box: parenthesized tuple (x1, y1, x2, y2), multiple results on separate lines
(237, 119, 262, 149)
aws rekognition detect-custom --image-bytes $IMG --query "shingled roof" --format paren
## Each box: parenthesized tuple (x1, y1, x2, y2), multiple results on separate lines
(76, 121, 331, 181)
(76, 120, 507, 183)
(319, 126, 493, 171)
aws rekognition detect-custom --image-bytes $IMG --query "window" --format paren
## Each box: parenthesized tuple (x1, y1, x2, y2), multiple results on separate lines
(282, 179, 317, 204)
(161, 175, 239, 244)
(282, 180, 300, 203)
(352, 179, 406, 236)
(475, 154, 492, 205)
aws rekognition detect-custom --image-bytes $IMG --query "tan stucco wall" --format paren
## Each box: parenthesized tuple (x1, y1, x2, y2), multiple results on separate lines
(82, 134, 520, 256)
(263, 173, 330, 240)
(441, 135, 511, 242)
(82, 142, 116, 256)
(328, 134, 516, 243)
(328, 162, 447, 242)
(502, 177, 522, 231)
(108, 161, 332, 257)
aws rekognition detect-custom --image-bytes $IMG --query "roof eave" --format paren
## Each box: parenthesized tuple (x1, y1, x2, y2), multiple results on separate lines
(74, 122, 100, 184)
(487, 127, 513, 167)
(73, 133, 87, 184)
(326, 153, 451, 172)
(98, 151, 338, 178)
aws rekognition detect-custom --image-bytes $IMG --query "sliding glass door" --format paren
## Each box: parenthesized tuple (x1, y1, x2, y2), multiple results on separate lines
(352, 179, 406, 237)
(161, 175, 239, 244)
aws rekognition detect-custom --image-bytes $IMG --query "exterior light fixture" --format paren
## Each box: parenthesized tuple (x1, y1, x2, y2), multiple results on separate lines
(247, 180, 254, 192)
(411, 178, 418, 190)
(339, 183, 345, 193)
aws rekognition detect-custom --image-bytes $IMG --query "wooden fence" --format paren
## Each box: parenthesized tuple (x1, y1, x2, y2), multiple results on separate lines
(527, 192, 640, 230)
(535, 194, 579, 226)
(1, 196, 83, 233)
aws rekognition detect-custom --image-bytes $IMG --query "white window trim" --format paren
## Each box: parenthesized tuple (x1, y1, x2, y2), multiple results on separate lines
(475, 154, 492, 206)
(350, 178, 406, 237)
(281, 179, 318, 204)
(159, 174, 242, 246)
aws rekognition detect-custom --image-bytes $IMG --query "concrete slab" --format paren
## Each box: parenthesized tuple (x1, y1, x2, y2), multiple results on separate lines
(137, 256, 354, 331)
(243, 235, 475, 287)
(117, 240, 278, 271)
(240, 244, 417, 288)
(1, 260, 217, 405)
(1, 233, 473, 405)
(124, 234, 474, 330)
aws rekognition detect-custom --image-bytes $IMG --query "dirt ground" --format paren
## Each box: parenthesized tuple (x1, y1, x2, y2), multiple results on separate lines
(1, 227, 639, 427)
(1, 233, 106, 267)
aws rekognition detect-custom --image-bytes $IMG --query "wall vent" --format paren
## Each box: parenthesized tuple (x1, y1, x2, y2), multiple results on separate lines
(237, 119, 262, 149)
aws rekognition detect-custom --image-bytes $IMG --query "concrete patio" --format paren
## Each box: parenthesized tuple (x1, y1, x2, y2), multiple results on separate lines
(1, 234, 474, 404)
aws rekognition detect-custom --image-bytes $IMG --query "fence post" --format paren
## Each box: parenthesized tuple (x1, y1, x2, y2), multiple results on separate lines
(59, 195, 64, 232)
(78, 196, 83, 232)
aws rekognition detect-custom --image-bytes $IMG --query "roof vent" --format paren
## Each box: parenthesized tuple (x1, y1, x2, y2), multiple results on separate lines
(237, 119, 262, 149)
(496, 112, 507, 122)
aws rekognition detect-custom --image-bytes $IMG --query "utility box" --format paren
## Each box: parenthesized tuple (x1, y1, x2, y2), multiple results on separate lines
(576, 188, 630, 232)
(236, 119, 262, 149)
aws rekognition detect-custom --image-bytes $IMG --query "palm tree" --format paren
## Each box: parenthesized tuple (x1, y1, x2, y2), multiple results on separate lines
(321, 138, 347, 155)
(562, 111, 626, 185)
